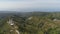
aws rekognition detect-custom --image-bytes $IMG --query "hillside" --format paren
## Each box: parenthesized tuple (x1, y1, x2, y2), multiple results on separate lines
(0, 12, 60, 34)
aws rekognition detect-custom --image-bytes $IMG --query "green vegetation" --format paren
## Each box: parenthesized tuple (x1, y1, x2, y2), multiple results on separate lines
(0, 12, 60, 34)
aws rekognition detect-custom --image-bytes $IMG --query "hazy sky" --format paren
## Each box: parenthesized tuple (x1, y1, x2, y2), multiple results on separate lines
(0, 0, 60, 11)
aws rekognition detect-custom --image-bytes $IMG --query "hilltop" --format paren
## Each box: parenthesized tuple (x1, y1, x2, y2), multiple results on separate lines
(0, 12, 60, 34)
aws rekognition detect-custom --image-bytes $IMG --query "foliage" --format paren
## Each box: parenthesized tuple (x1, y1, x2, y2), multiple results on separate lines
(0, 12, 60, 34)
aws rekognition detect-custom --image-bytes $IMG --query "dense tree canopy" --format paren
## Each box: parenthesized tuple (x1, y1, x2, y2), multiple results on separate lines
(0, 12, 60, 34)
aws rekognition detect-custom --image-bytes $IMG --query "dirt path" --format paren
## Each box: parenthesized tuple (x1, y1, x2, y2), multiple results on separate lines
(7, 19, 20, 34)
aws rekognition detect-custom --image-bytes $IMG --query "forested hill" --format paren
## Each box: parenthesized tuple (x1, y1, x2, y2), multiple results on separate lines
(0, 12, 60, 34)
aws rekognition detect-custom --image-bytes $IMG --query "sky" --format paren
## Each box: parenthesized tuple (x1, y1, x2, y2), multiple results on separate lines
(0, 0, 60, 12)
